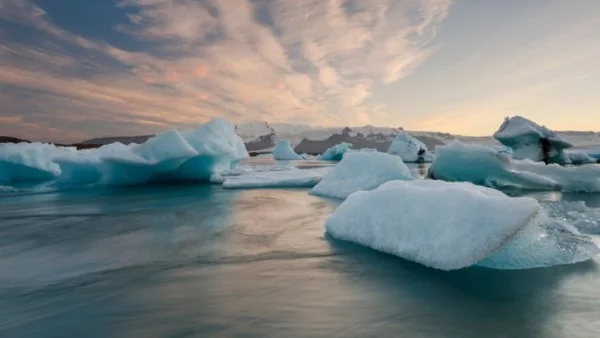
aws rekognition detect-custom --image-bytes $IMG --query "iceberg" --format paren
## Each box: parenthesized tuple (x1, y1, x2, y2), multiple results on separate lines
(563, 150, 597, 165)
(220, 166, 331, 189)
(0, 143, 72, 182)
(325, 180, 599, 270)
(585, 147, 600, 161)
(387, 131, 433, 163)
(428, 141, 600, 192)
(317, 142, 353, 161)
(272, 140, 303, 160)
(311, 152, 412, 199)
(493, 116, 573, 163)
(0, 119, 248, 187)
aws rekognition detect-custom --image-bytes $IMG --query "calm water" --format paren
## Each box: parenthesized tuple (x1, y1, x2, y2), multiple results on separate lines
(1, 166, 600, 337)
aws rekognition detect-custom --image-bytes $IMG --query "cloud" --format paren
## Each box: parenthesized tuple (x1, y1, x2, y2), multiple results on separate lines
(0, 0, 451, 141)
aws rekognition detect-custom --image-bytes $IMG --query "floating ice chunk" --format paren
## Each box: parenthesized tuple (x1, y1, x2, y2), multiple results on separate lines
(477, 213, 599, 269)
(564, 150, 597, 164)
(221, 167, 331, 189)
(325, 180, 542, 270)
(311, 152, 412, 199)
(429, 141, 600, 192)
(584, 147, 600, 161)
(326, 180, 599, 270)
(0, 143, 72, 182)
(387, 131, 433, 163)
(318, 143, 352, 161)
(512, 160, 600, 192)
(272, 140, 303, 160)
(317, 143, 353, 161)
(0, 119, 248, 187)
(493, 116, 573, 162)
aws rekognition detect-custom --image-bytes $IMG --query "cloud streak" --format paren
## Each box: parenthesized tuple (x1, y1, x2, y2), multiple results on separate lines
(0, 0, 450, 141)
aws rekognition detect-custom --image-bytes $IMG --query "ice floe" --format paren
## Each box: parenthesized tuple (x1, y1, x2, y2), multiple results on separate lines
(311, 152, 412, 199)
(387, 131, 433, 163)
(325, 180, 599, 270)
(429, 141, 600, 192)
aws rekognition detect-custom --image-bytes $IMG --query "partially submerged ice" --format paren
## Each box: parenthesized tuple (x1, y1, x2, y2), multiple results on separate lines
(564, 149, 598, 164)
(428, 141, 600, 192)
(0, 142, 72, 182)
(272, 140, 303, 160)
(317, 142, 353, 161)
(311, 152, 412, 199)
(325, 180, 599, 271)
(387, 131, 433, 163)
(217, 166, 332, 189)
(493, 116, 573, 163)
(0, 119, 248, 187)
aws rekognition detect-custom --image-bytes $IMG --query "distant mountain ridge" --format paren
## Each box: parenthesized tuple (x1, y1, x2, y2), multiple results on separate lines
(2, 122, 599, 155)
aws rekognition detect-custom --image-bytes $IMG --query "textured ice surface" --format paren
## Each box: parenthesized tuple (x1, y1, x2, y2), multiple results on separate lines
(478, 212, 600, 269)
(0, 185, 19, 193)
(311, 152, 412, 199)
(586, 147, 600, 160)
(326, 180, 599, 270)
(317, 143, 353, 161)
(493, 116, 573, 162)
(540, 201, 600, 234)
(0, 143, 72, 182)
(325, 180, 542, 270)
(0, 119, 248, 187)
(220, 166, 331, 189)
(387, 131, 433, 163)
(563, 150, 597, 164)
(429, 141, 600, 192)
(272, 140, 303, 160)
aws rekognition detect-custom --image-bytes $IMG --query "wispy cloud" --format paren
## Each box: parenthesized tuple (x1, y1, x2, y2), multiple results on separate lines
(0, 0, 450, 141)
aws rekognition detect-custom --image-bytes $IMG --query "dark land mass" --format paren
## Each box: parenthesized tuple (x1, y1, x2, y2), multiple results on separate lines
(0, 136, 30, 143)
(0, 136, 102, 150)
(0, 129, 446, 155)
(294, 130, 446, 155)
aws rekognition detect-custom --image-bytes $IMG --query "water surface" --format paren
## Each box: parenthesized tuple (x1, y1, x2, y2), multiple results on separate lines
(1, 177, 600, 337)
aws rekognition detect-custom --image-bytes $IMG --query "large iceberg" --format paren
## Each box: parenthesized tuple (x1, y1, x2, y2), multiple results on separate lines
(0, 142, 70, 182)
(387, 131, 433, 163)
(428, 141, 600, 192)
(311, 152, 412, 199)
(317, 142, 353, 161)
(325, 180, 599, 270)
(272, 140, 303, 160)
(493, 116, 573, 163)
(0, 119, 248, 187)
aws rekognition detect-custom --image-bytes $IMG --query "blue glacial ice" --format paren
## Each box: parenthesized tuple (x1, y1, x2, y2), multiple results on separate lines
(429, 141, 600, 192)
(0, 142, 71, 182)
(494, 115, 573, 163)
(311, 152, 412, 199)
(272, 140, 304, 160)
(317, 142, 353, 161)
(325, 180, 599, 270)
(387, 131, 433, 163)
(0, 119, 248, 187)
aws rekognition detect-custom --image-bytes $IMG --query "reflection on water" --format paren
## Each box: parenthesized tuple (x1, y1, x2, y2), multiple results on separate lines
(0, 182, 600, 337)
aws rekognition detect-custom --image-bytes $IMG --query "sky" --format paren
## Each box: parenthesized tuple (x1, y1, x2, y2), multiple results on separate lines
(0, 0, 599, 143)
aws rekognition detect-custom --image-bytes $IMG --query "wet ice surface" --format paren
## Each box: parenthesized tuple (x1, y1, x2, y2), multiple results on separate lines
(1, 162, 600, 337)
